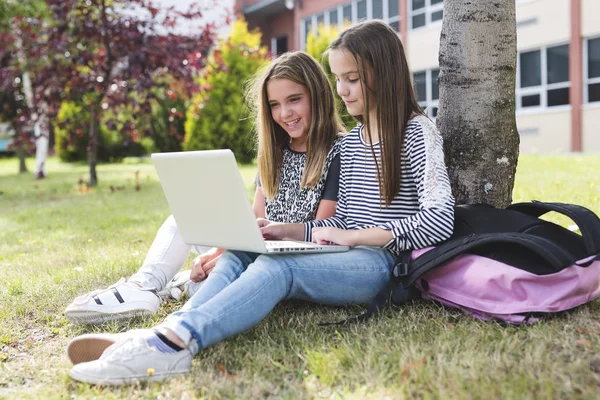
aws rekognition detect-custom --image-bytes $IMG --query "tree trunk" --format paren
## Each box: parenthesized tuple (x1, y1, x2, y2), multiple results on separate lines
(88, 105, 99, 187)
(12, 20, 32, 175)
(437, 0, 519, 208)
(17, 144, 27, 173)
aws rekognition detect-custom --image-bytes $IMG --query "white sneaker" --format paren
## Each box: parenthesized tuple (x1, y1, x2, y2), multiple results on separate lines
(69, 334, 192, 385)
(183, 279, 204, 298)
(66, 329, 145, 365)
(157, 270, 192, 302)
(65, 278, 161, 324)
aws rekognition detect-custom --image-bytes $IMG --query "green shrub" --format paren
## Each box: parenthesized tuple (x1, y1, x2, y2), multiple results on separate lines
(55, 101, 148, 162)
(183, 18, 269, 164)
(306, 24, 354, 131)
(54, 101, 91, 162)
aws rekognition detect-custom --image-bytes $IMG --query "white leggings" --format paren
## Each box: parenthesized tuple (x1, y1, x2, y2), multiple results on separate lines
(128, 215, 209, 291)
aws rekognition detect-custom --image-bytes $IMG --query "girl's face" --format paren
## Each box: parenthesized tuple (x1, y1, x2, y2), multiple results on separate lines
(266, 78, 312, 149)
(329, 48, 366, 117)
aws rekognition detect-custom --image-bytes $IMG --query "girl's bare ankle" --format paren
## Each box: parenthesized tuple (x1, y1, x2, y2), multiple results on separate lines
(158, 327, 187, 349)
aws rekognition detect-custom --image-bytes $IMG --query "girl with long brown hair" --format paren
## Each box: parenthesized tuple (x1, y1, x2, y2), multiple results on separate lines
(66, 22, 454, 385)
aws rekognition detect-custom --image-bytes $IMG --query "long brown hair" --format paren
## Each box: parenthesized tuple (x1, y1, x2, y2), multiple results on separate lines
(246, 51, 344, 199)
(327, 20, 423, 206)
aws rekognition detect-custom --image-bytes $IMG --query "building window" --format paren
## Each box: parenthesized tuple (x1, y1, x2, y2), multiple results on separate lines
(585, 37, 600, 103)
(413, 68, 439, 118)
(271, 36, 288, 58)
(516, 44, 570, 109)
(410, 0, 443, 30)
(301, 0, 402, 49)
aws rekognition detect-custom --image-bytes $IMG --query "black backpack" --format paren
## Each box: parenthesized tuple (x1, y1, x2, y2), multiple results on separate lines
(333, 201, 600, 325)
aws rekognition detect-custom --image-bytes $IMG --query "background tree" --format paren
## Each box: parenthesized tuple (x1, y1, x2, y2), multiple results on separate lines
(1, 0, 226, 186)
(149, 81, 189, 153)
(0, 0, 52, 173)
(183, 17, 269, 164)
(437, 0, 519, 208)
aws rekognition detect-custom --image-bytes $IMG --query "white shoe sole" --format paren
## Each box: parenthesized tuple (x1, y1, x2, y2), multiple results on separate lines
(65, 308, 155, 325)
(69, 367, 189, 385)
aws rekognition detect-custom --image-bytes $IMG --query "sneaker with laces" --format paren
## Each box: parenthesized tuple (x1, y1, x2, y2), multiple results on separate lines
(69, 334, 192, 385)
(66, 329, 146, 365)
(65, 278, 161, 324)
(157, 270, 192, 302)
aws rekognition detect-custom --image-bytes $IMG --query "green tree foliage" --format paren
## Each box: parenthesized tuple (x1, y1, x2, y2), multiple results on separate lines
(150, 85, 187, 154)
(305, 24, 354, 131)
(55, 101, 146, 162)
(0, 0, 51, 31)
(183, 18, 269, 164)
(54, 101, 89, 162)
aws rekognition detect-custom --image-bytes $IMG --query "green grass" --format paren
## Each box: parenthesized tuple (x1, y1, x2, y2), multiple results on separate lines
(0, 155, 599, 399)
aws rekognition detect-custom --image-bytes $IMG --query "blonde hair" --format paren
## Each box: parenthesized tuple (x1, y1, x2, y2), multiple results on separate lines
(327, 20, 423, 206)
(246, 51, 344, 199)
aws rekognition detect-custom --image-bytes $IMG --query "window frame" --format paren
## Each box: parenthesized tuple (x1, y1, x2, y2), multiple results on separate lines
(270, 35, 288, 59)
(584, 36, 600, 104)
(516, 43, 571, 111)
(414, 68, 440, 119)
(301, 0, 402, 50)
(409, 0, 444, 31)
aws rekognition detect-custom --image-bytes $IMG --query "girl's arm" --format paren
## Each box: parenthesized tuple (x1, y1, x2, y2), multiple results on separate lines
(315, 200, 337, 220)
(378, 118, 454, 250)
(312, 226, 392, 247)
(252, 186, 266, 219)
(314, 152, 340, 220)
(313, 119, 454, 249)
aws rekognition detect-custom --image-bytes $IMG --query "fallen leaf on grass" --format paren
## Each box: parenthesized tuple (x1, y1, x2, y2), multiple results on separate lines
(576, 339, 592, 348)
(400, 358, 427, 382)
(215, 364, 236, 377)
(576, 327, 600, 335)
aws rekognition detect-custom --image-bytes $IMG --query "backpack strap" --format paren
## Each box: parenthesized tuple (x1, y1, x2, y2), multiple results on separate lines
(320, 230, 576, 325)
(507, 201, 600, 255)
(398, 232, 577, 288)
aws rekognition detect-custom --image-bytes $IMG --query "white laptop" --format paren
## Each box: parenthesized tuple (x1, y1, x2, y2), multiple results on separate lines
(151, 149, 350, 254)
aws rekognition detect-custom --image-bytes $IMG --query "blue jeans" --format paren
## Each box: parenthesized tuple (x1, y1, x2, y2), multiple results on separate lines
(160, 247, 395, 354)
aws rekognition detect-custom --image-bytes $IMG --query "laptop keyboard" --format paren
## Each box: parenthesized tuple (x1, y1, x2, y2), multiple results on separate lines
(265, 240, 322, 250)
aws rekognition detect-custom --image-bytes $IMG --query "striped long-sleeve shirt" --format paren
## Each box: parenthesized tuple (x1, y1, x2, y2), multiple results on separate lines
(304, 115, 455, 255)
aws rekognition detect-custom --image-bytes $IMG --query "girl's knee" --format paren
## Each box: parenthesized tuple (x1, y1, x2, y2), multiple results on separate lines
(247, 256, 293, 286)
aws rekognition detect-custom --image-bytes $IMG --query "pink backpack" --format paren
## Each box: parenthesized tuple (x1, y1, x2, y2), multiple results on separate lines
(353, 201, 600, 325)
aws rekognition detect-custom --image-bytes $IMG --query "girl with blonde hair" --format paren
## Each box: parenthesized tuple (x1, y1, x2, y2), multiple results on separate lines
(67, 21, 454, 385)
(64, 51, 344, 325)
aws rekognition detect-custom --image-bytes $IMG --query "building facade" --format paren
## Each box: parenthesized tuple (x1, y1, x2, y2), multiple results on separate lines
(236, 0, 600, 153)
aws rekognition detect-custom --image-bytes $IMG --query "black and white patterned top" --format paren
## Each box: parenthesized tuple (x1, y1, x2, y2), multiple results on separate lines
(304, 116, 455, 254)
(257, 139, 342, 223)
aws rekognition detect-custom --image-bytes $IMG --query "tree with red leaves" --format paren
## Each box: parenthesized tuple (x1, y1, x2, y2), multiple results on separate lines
(1, 0, 227, 185)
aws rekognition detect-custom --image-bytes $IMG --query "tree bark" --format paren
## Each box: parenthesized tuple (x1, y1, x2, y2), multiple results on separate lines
(17, 145, 27, 173)
(437, 0, 519, 208)
(12, 19, 31, 174)
(88, 105, 99, 187)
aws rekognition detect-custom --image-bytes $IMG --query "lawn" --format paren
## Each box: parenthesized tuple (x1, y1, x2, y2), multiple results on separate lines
(0, 155, 599, 399)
